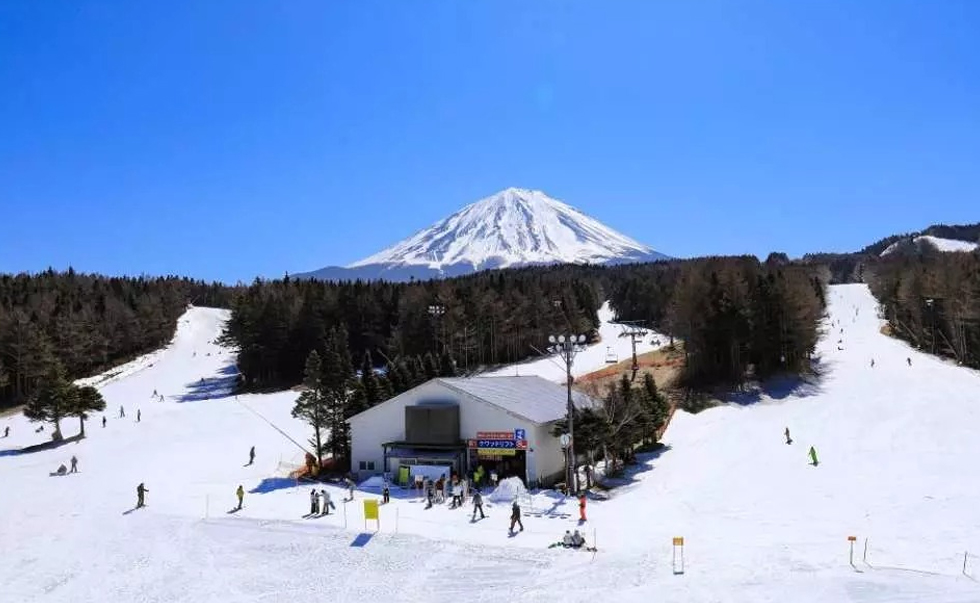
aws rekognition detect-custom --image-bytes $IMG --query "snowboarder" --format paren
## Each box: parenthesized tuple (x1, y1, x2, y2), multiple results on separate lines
(70, 456, 78, 473)
(248, 446, 255, 466)
(509, 500, 524, 533)
(310, 489, 319, 515)
(102, 416, 107, 428)
(784, 427, 792, 445)
(137, 409, 141, 423)
(54, 464, 67, 476)
(578, 492, 587, 522)
(346, 478, 355, 501)
(119, 406, 125, 418)
(562, 531, 574, 548)
(472, 490, 485, 520)
(236, 485, 244, 510)
(809, 446, 819, 466)
(382, 482, 390, 504)
(136, 483, 148, 508)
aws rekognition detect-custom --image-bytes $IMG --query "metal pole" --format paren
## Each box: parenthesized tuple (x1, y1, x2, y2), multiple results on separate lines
(565, 341, 577, 493)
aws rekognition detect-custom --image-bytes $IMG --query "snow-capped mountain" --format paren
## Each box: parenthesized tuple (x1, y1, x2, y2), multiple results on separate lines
(296, 188, 669, 282)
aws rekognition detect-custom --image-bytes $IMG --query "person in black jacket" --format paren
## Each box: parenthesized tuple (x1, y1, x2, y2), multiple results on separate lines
(509, 500, 524, 533)
(136, 483, 149, 508)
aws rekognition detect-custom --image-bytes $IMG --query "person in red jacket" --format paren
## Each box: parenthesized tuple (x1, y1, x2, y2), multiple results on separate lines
(578, 492, 587, 522)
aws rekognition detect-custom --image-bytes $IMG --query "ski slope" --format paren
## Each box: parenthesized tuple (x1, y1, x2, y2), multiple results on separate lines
(485, 301, 667, 381)
(4, 286, 980, 602)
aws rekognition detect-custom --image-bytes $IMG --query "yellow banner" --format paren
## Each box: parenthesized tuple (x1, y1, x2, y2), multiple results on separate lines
(478, 448, 517, 457)
(673, 537, 684, 546)
(364, 499, 379, 520)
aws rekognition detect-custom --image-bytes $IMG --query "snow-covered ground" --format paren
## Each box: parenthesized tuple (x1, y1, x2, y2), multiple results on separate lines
(4, 286, 980, 602)
(881, 235, 979, 256)
(484, 301, 666, 382)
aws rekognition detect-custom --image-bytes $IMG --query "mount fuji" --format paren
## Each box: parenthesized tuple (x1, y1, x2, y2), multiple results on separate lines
(296, 188, 669, 282)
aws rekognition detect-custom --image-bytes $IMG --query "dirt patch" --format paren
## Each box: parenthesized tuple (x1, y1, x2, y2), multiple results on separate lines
(574, 344, 685, 393)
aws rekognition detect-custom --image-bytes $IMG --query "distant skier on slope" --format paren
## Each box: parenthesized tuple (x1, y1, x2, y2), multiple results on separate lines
(102, 416, 106, 428)
(3, 426, 8, 438)
(119, 406, 125, 418)
(136, 483, 149, 508)
(784, 427, 792, 445)
(907, 357, 912, 367)
(808, 446, 819, 466)
(236, 485, 244, 510)
(248, 446, 255, 466)
(310, 489, 319, 515)
(70, 456, 78, 473)
(321, 489, 334, 515)
(870, 358, 875, 368)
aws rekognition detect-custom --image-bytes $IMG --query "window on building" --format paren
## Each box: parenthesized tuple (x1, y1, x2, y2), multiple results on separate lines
(359, 461, 376, 471)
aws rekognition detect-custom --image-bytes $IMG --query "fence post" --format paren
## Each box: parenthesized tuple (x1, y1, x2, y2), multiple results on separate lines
(964, 551, 969, 576)
(863, 538, 868, 564)
(396, 507, 399, 534)
(205, 495, 209, 519)
(343, 499, 348, 529)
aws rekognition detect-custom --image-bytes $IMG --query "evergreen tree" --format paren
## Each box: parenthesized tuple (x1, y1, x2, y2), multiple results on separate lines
(22, 362, 74, 440)
(378, 373, 394, 401)
(292, 350, 329, 469)
(438, 349, 457, 377)
(423, 352, 439, 380)
(0, 359, 8, 391)
(70, 385, 106, 437)
(386, 360, 406, 395)
(322, 328, 356, 465)
(360, 351, 382, 408)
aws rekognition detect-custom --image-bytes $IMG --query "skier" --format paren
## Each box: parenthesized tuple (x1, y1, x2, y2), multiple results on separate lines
(70, 456, 78, 473)
(321, 489, 335, 515)
(382, 481, 390, 504)
(907, 357, 912, 367)
(236, 485, 244, 510)
(809, 446, 819, 466)
(509, 500, 524, 533)
(471, 490, 485, 520)
(248, 446, 255, 466)
(570, 530, 586, 549)
(137, 409, 141, 423)
(119, 406, 125, 418)
(578, 492, 587, 522)
(784, 427, 792, 445)
(136, 483, 148, 508)
(3, 426, 8, 438)
(310, 489, 319, 515)
(870, 358, 875, 368)
(102, 416, 106, 428)
(153, 389, 157, 397)
(346, 477, 355, 501)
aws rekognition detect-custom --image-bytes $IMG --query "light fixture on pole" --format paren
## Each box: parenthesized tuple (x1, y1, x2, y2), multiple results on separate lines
(548, 332, 587, 494)
(428, 304, 446, 353)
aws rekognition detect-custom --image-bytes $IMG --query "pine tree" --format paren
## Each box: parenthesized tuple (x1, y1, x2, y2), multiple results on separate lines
(23, 362, 74, 440)
(378, 373, 394, 401)
(322, 328, 356, 465)
(0, 358, 8, 391)
(439, 349, 457, 377)
(70, 385, 106, 437)
(423, 352, 439, 380)
(292, 350, 329, 469)
(360, 351, 382, 408)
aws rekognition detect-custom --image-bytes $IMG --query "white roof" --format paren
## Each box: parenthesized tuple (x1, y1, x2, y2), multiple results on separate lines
(436, 376, 597, 425)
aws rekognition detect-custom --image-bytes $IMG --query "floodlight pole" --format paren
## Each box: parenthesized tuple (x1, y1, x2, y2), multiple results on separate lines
(551, 333, 585, 494)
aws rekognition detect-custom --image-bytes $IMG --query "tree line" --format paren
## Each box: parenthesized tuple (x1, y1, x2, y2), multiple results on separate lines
(867, 251, 980, 369)
(607, 256, 825, 388)
(221, 268, 602, 390)
(0, 269, 232, 410)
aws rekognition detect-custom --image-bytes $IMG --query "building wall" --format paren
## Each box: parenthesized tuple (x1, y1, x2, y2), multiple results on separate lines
(349, 379, 569, 487)
(349, 380, 449, 477)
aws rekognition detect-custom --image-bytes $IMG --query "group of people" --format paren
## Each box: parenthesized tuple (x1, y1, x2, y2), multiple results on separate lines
(52, 455, 79, 476)
(784, 427, 819, 466)
(309, 488, 337, 515)
(551, 529, 588, 550)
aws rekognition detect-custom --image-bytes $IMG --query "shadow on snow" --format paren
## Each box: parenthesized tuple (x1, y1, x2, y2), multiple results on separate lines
(720, 371, 825, 406)
(250, 477, 301, 495)
(176, 364, 239, 403)
(0, 433, 85, 457)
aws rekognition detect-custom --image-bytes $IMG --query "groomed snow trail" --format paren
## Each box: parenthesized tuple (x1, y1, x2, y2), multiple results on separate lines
(4, 286, 980, 602)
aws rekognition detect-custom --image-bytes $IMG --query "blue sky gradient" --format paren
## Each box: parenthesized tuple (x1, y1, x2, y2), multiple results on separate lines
(1, 1, 978, 282)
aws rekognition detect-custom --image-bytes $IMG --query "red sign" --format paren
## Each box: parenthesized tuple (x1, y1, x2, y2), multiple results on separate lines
(476, 431, 514, 440)
(516, 440, 527, 450)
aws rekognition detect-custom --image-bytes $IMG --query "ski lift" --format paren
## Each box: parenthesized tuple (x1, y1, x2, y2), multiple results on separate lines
(605, 347, 618, 364)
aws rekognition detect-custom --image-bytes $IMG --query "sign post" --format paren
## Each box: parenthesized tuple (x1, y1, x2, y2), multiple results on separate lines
(672, 537, 685, 575)
(364, 499, 380, 531)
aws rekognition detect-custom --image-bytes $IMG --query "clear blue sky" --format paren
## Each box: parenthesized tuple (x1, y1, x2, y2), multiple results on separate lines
(1, 1, 978, 283)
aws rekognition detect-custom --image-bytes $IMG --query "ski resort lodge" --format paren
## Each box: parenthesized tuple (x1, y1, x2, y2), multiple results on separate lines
(348, 376, 597, 488)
